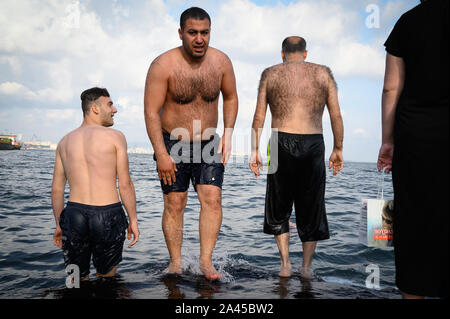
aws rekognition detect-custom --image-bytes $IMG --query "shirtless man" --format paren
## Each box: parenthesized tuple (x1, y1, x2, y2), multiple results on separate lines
(51, 87, 139, 281)
(250, 36, 344, 278)
(144, 7, 238, 280)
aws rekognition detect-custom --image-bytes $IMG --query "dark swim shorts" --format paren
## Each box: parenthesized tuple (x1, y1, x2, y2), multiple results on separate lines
(264, 132, 330, 242)
(153, 131, 225, 195)
(59, 202, 128, 278)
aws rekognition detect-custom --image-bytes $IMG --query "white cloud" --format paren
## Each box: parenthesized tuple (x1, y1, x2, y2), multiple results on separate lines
(0, 56, 21, 74)
(352, 128, 369, 138)
(0, 81, 37, 99)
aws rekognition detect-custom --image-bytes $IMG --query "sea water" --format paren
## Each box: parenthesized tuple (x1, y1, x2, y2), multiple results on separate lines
(0, 150, 398, 299)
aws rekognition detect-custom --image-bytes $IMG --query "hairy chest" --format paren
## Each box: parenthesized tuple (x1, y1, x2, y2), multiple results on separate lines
(169, 66, 222, 104)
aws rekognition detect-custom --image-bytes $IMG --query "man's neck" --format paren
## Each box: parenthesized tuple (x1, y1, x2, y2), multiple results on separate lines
(180, 47, 206, 66)
(81, 117, 101, 127)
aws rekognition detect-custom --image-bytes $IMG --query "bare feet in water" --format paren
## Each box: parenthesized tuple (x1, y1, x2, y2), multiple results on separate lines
(279, 262, 293, 277)
(164, 261, 183, 275)
(200, 260, 222, 280)
(299, 267, 315, 279)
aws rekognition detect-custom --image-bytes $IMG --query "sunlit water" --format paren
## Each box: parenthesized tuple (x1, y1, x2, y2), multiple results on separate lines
(0, 150, 398, 299)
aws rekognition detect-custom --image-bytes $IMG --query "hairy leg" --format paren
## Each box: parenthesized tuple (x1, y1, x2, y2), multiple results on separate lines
(300, 241, 317, 279)
(162, 191, 188, 274)
(275, 232, 292, 277)
(197, 185, 223, 280)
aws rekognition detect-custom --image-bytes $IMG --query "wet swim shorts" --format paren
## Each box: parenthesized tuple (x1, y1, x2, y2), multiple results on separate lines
(153, 131, 225, 195)
(264, 132, 330, 242)
(59, 202, 128, 278)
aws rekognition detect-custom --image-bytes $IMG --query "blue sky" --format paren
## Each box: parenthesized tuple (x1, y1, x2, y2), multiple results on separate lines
(0, 0, 418, 162)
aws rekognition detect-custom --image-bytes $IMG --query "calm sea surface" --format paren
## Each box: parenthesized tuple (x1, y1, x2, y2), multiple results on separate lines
(0, 150, 398, 299)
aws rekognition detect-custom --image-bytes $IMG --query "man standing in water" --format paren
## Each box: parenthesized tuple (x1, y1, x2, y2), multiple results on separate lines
(250, 37, 344, 278)
(52, 87, 139, 281)
(144, 7, 238, 280)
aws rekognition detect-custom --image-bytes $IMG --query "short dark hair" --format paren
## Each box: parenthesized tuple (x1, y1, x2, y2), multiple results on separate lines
(282, 36, 307, 54)
(180, 7, 211, 30)
(80, 87, 110, 116)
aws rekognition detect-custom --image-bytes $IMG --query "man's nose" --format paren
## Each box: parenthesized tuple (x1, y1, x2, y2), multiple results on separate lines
(194, 34, 203, 43)
(112, 106, 118, 113)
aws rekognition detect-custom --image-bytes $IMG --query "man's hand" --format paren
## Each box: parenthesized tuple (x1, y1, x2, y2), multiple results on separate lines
(377, 143, 394, 173)
(329, 149, 344, 176)
(127, 220, 139, 248)
(249, 151, 263, 177)
(157, 154, 177, 185)
(218, 134, 232, 166)
(53, 226, 62, 249)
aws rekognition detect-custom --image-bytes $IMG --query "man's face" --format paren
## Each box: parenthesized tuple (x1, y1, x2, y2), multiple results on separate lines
(179, 18, 211, 59)
(96, 96, 117, 127)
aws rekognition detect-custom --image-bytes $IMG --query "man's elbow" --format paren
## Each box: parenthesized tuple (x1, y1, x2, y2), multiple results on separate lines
(51, 187, 64, 200)
(119, 179, 134, 193)
(382, 84, 401, 95)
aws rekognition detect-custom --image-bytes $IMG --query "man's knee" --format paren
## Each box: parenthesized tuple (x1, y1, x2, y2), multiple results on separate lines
(164, 192, 187, 215)
(198, 187, 222, 210)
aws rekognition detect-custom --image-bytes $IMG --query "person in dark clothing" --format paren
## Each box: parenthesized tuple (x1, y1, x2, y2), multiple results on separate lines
(377, 0, 449, 299)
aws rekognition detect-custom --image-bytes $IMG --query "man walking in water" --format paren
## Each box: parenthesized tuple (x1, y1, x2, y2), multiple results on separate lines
(144, 7, 238, 280)
(250, 37, 344, 278)
(52, 87, 139, 281)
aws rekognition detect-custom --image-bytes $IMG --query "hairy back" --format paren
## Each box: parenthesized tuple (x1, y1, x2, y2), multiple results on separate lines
(263, 62, 332, 132)
(58, 125, 119, 205)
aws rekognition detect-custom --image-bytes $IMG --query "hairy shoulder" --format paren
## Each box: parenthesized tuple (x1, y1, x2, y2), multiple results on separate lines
(207, 47, 233, 70)
(149, 48, 179, 71)
(260, 63, 283, 81)
(307, 62, 337, 88)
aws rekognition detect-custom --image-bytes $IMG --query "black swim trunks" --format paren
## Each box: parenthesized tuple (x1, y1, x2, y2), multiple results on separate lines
(264, 132, 330, 242)
(153, 131, 225, 194)
(59, 202, 128, 279)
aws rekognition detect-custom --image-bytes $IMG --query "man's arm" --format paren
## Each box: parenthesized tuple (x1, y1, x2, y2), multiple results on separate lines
(144, 59, 177, 185)
(249, 69, 269, 177)
(218, 55, 238, 166)
(325, 67, 344, 176)
(377, 53, 405, 173)
(115, 131, 139, 248)
(51, 145, 66, 248)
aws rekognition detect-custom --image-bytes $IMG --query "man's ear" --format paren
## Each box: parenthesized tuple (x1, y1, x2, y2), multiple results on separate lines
(91, 103, 100, 115)
(178, 28, 183, 40)
(303, 50, 308, 60)
(281, 51, 285, 62)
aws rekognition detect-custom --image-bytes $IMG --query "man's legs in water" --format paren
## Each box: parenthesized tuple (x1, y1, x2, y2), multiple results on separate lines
(197, 184, 223, 280)
(162, 191, 188, 274)
(275, 232, 292, 277)
(300, 241, 317, 279)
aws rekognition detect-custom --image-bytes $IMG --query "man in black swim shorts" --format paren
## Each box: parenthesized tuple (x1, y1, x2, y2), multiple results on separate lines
(144, 7, 238, 280)
(154, 131, 224, 195)
(51, 87, 139, 281)
(250, 37, 344, 278)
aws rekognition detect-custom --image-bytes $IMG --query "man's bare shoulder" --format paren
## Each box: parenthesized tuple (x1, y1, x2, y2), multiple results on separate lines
(206, 47, 233, 70)
(149, 48, 180, 71)
(260, 63, 284, 81)
(208, 47, 230, 60)
(305, 62, 334, 76)
(93, 126, 125, 140)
